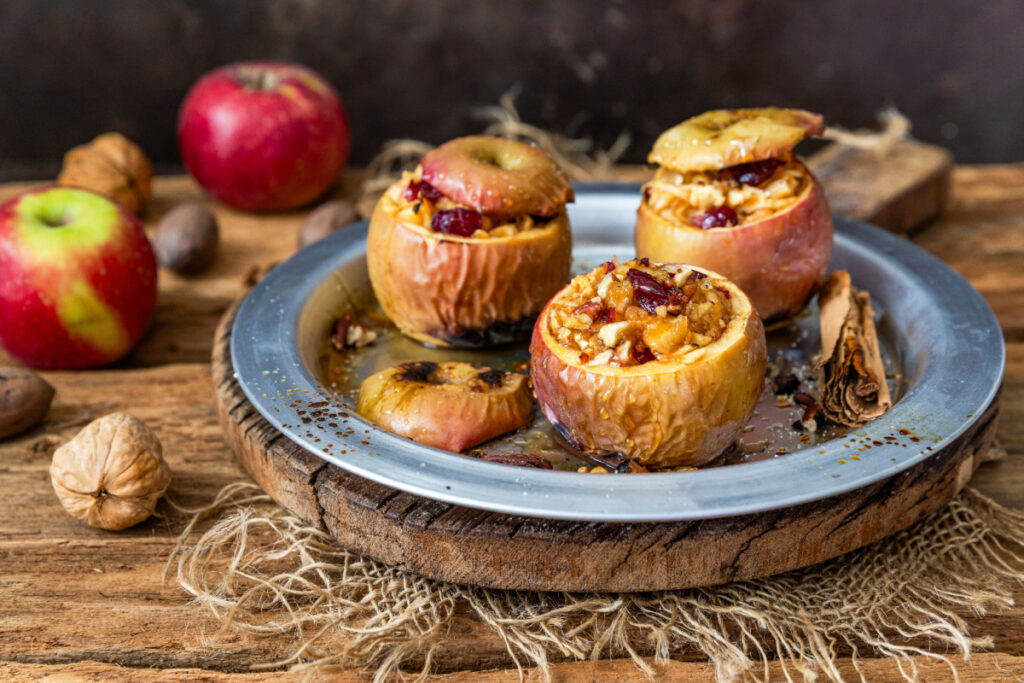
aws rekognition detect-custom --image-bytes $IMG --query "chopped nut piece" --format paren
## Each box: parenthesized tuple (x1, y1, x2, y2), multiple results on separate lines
(331, 315, 377, 351)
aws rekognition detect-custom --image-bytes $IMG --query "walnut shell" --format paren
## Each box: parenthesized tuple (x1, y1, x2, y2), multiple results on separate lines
(50, 413, 171, 530)
(57, 132, 153, 215)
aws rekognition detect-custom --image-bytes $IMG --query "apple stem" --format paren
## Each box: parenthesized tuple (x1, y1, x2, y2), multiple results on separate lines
(237, 68, 279, 91)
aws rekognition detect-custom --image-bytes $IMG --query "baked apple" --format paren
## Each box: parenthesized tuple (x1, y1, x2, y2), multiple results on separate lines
(530, 258, 766, 468)
(357, 361, 533, 452)
(635, 108, 833, 326)
(367, 136, 573, 347)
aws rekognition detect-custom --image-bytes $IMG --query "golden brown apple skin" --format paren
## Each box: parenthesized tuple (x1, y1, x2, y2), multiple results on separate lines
(357, 362, 534, 452)
(529, 271, 767, 468)
(635, 175, 833, 326)
(367, 199, 572, 347)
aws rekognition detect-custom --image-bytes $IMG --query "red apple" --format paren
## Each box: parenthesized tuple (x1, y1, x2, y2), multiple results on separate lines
(178, 61, 350, 212)
(635, 171, 833, 326)
(0, 187, 157, 369)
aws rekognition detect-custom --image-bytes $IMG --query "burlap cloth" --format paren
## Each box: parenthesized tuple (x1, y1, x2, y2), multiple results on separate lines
(167, 479, 1024, 682)
(168, 103, 1015, 681)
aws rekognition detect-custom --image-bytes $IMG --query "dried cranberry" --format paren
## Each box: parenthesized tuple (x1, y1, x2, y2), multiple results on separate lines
(694, 206, 738, 230)
(432, 208, 483, 236)
(403, 180, 443, 203)
(330, 315, 351, 351)
(714, 285, 732, 299)
(773, 372, 800, 395)
(630, 342, 656, 365)
(597, 307, 616, 323)
(627, 268, 669, 313)
(639, 257, 651, 267)
(722, 158, 782, 187)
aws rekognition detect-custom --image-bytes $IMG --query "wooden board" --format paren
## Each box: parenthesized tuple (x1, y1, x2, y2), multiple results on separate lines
(1, 165, 1021, 679)
(214, 300, 1000, 592)
(808, 138, 953, 234)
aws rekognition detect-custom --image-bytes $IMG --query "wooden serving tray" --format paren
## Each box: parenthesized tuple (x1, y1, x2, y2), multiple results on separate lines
(213, 302, 999, 592)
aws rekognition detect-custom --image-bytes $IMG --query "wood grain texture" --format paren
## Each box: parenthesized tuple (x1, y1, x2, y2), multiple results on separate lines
(6, 652, 1024, 682)
(808, 138, 953, 233)
(214, 301, 1000, 591)
(1, 167, 1022, 677)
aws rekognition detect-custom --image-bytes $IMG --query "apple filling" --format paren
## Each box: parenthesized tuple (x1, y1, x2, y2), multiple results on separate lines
(545, 258, 733, 367)
(643, 155, 811, 229)
(381, 170, 555, 239)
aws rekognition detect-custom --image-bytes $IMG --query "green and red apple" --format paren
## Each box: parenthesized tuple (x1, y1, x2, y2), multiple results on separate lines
(0, 187, 157, 369)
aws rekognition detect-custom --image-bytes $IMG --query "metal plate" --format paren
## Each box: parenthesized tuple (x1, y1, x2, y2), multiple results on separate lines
(232, 183, 1004, 522)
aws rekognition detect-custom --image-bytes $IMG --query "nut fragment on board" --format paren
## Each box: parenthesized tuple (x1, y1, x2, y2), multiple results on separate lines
(50, 413, 171, 530)
(57, 132, 152, 214)
(0, 367, 55, 439)
(153, 203, 220, 274)
(816, 270, 892, 426)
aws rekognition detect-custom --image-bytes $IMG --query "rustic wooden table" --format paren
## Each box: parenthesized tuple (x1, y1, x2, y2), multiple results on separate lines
(1, 167, 1022, 681)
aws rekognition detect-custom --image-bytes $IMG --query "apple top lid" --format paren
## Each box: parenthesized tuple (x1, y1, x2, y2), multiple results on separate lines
(647, 108, 824, 173)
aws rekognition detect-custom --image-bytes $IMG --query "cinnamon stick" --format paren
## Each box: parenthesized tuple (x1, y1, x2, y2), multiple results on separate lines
(816, 271, 892, 426)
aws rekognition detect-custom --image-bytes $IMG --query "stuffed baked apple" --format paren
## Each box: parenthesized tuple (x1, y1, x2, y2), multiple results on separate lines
(530, 258, 766, 468)
(357, 361, 533, 452)
(635, 108, 833, 326)
(367, 136, 573, 347)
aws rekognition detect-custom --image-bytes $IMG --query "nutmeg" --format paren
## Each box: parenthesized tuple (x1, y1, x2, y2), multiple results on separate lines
(297, 199, 359, 249)
(57, 132, 153, 215)
(0, 367, 55, 439)
(153, 203, 220, 274)
(50, 413, 171, 530)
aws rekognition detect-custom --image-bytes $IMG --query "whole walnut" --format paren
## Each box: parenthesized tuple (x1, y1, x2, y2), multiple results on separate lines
(50, 413, 171, 530)
(57, 132, 153, 215)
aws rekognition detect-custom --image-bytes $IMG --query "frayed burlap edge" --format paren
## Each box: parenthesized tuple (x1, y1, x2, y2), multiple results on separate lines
(166, 483, 1024, 682)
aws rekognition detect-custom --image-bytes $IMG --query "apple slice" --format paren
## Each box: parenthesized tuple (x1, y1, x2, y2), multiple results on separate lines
(530, 259, 766, 469)
(649, 108, 824, 172)
(357, 361, 533, 452)
(420, 136, 573, 221)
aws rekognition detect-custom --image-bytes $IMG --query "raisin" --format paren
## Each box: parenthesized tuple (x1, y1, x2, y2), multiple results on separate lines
(793, 392, 816, 406)
(630, 341, 657, 365)
(627, 268, 669, 313)
(722, 158, 782, 187)
(694, 206, 738, 229)
(773, 373, 800, 395)
(330, 315, 351, 351)
(403, 180, 443, 202)
(432, 208, 483, 236)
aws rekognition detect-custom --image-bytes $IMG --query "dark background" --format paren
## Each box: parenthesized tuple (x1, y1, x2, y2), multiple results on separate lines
(1, 0, 1021, 180)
